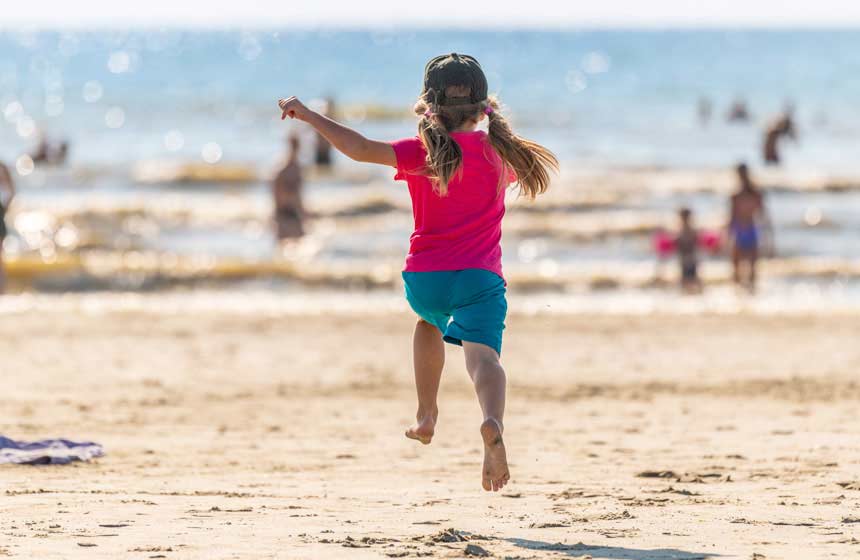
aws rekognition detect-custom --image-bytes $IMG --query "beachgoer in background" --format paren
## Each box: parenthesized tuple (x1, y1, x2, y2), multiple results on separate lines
(676, 207, 702, 294)
(0, 161, 15, 293)
(30, 134, 69, 166)
(763, 111, 797, 165)
(278, 52, 558, 492)
(727, 98, 751, 123)
(728, 163, 773, 292)
(698, 97, 712, 126)
(272, 134, 305, 241)
(314, 97, 336, 168)
(31, 135, 50, 164)
(54, 140, 69, 166)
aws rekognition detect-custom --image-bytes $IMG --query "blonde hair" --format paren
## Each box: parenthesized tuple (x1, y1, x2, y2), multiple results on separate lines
(413, 87, 559, 198)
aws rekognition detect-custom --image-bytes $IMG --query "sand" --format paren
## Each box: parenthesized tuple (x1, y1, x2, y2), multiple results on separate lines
(2, 301, 859, 559)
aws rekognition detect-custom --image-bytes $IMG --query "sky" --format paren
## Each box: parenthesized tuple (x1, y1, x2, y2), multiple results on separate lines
(3, 0, 860, 28)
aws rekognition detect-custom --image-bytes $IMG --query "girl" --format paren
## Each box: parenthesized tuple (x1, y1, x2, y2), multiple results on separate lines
(278, 53, 558, 492)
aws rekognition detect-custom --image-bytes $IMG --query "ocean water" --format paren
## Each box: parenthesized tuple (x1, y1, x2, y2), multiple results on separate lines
(0, 29, 859, 301)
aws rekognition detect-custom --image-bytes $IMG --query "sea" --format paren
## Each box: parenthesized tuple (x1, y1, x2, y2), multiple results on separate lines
(1, 29, 859, 310)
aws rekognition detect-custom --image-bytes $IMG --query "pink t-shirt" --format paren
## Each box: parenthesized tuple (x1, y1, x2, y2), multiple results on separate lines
(391, 131, 515, 280)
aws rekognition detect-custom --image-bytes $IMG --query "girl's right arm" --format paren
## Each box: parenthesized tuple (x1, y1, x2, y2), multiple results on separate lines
(278, 97, 396, 167)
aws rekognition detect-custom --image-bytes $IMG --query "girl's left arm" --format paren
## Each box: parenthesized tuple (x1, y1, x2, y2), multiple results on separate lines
(279, 97, 396, 167)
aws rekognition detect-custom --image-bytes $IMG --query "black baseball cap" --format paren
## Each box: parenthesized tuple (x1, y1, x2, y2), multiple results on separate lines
(423, 53, 488, 106)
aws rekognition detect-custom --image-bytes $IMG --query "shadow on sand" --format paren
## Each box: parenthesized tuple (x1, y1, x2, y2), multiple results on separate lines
(508, 537, 718, 559)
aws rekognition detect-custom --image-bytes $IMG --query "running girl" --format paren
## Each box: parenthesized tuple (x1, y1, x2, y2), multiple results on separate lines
(278, 53, 558, 491)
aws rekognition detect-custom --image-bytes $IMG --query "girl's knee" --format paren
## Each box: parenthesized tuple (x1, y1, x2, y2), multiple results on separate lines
(471, 360, 506, 390)
(464, 343, 502, 374)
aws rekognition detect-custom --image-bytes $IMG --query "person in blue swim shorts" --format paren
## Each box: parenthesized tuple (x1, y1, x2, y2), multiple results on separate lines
(729, 163, 773, 292)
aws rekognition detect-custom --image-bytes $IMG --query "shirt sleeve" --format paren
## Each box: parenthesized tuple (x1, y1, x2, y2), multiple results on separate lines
(389, 137, 427, 182)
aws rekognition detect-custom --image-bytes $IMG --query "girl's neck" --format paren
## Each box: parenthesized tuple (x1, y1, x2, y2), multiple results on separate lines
(451, 121, 479, 133)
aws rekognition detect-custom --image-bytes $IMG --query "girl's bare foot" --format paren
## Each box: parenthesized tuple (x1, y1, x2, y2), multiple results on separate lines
(405, 408, 437, 445)
(480, 418, 510, 491)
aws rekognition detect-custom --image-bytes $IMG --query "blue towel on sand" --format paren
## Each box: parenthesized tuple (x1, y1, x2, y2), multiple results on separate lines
(0, 436, 104, 465)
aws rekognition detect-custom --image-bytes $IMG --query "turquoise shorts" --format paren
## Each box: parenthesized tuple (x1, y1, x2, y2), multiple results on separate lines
(402, 269, 507, 356)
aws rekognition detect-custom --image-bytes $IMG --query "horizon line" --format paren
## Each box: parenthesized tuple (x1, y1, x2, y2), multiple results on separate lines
(3, 22, 860, 31)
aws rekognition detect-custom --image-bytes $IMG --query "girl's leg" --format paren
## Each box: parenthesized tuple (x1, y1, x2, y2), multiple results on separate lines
(405, 318, 444, 445)
(463, 341, 510, 492)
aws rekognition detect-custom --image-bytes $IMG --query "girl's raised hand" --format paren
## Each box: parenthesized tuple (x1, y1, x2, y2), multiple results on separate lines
(279, 97, 309, 121)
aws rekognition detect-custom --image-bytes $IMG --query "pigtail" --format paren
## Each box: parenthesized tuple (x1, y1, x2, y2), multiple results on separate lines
(414, 96, 463, 196)
(484, 95, 559, 199)
(413, 90, 557, 199)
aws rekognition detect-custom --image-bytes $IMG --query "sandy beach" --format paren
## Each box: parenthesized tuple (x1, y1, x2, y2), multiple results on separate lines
(2, 300, 859, 559)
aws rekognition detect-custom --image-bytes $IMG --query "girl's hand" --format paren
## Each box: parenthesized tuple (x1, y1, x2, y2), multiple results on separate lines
(279, 97, 310, 121)
(276, 98, 396, 166)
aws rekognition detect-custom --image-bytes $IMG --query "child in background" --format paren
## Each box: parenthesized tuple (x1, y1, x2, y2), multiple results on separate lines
(676, 207, 702, 293)
(278, 53, 558, 491)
